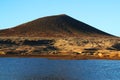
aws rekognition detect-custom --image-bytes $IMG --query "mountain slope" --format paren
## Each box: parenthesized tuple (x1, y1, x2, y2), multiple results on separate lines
(0, 14, 114, 37)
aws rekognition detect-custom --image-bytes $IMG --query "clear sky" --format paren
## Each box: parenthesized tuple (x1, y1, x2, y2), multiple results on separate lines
(0, 0, 120, 36)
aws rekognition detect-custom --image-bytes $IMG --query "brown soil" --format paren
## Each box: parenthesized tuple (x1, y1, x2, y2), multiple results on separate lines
(0, 14, 115, 37)
(0, 54, 120, 60)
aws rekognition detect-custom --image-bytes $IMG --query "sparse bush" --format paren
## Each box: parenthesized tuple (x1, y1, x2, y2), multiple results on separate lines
(72, 52, 81, 55)
(111, 43, 120, 51)
(106, 47, 116, 50)
(84, 48, 99, 51)
(0, 51, 6, 55)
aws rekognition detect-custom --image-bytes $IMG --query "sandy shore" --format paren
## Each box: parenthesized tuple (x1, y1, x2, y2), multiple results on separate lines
(0, 54, 120, 60)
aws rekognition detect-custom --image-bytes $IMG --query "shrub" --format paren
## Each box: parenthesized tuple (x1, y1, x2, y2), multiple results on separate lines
(112, 43, 120, 51)
(0, 51, 6, 55)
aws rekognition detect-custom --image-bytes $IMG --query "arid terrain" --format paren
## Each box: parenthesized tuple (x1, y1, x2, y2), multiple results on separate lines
(0, 37, 120, 59)
(0, 14, 119, 59)
(0, 14, 113, 37)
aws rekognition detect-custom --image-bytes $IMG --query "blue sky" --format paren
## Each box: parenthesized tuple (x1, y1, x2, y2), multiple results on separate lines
(0, 0, 120, 36)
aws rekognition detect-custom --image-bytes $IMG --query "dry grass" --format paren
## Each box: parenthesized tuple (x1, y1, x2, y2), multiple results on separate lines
(0, 37, 120, 59)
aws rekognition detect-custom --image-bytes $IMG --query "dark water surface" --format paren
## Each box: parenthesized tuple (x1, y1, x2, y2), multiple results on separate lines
(0, 58, 120, 80)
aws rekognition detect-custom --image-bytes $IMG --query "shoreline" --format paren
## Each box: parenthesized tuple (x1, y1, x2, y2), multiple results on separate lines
(0, 55, 120, 60)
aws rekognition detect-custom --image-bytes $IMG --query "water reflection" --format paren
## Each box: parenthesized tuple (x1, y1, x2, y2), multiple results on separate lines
(0, 58, 120, 80)
(0, 58, 78, 80)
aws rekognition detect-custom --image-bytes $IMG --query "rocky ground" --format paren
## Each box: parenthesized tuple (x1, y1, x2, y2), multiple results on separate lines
(0, 37, 120, 59)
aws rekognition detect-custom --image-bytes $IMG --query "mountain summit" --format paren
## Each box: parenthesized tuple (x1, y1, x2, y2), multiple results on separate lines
(0, 14, 114, 37)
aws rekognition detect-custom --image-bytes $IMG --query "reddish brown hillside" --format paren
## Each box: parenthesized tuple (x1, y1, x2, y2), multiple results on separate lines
(0, 14, 114, 37)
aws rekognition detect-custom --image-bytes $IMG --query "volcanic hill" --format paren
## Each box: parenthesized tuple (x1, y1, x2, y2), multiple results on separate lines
(0, 14, 114, 37)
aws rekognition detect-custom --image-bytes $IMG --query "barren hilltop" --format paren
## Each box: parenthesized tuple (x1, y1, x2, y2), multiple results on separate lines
(0, 14, 114, 37)
(0, 14, 120, 59)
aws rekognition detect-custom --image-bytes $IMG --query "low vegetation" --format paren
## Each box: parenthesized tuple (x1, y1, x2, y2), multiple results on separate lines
(0, 37, 120, 59)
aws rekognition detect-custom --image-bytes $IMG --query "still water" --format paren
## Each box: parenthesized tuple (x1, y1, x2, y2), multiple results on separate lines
(0, 58, 120, 80)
